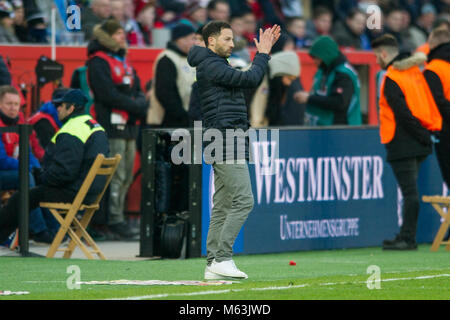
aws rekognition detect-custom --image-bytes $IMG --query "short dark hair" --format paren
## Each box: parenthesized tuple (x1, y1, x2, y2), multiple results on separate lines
(371, 34, 399, 50)
(207, 0, 228, 11)
(347, 8, 366, 20)
(313, 6, 332, 19)
(0, 85, 19, 100)
(202, 20, 231, 46)
(285, 16, 305, 29)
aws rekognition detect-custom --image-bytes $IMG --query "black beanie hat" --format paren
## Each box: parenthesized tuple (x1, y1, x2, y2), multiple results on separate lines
(171, 23, 195, 41)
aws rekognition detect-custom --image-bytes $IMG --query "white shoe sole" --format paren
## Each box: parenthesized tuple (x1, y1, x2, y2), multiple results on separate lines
(204, 270, 227, 280)
(209, 263, 248, 279)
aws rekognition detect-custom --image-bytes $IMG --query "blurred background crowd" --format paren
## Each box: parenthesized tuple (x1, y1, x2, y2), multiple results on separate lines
(0, 0, 448, 52)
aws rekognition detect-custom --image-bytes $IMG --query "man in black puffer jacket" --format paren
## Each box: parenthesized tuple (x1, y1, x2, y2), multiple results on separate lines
(188, 21, 280, 280)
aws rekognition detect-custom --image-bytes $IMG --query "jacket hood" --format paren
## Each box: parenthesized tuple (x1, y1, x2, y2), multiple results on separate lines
(269, 51, 300, 79)
(87, 25, 126, 56)
(392, 52, 427, 70)
(309, 36, 340, 66)
(188, 45, 218, 68)
(39, 102, 63, 127)
(428, 42, 450, 63)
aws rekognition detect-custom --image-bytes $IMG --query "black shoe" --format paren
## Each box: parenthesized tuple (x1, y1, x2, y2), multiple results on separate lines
(109, 222, 139, 240)
(383, 239, 417, 250)
(30, 230, 54, 245)
(382, 234, 402, 247)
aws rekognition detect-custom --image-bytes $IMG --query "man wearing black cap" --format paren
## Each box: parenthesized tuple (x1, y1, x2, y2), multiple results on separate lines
(28, 87, 68, 149)
(87, 18, 147, 239)
(148, 23, 196, 128)
(0, 89, 110, 244)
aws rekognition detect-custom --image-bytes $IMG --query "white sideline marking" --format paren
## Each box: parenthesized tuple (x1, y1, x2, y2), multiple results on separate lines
(106, 274, 450, 300)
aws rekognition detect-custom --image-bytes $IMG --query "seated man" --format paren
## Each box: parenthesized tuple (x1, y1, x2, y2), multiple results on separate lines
(0, 85, 56, 244)
(28, 87, 69, 149)
(0, 89, 109, 244)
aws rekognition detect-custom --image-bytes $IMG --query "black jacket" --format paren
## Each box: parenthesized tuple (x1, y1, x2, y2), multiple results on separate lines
(424, 42, 450, 136)
(306, 53, 355, 125)
(383, 52, 432, 162)
(86, 34, 147, 140)
(187, 46, 270, 161)
(155, 42, 190, 128)
(40, 110, 110, 203)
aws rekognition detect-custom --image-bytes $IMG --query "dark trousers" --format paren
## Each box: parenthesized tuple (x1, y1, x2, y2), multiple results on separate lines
(434, 133, 450, 188)
(0, 185, 74, 243)
(389, 156, 427, 242)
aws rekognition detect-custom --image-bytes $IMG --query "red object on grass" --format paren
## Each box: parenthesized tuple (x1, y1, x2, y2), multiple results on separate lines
(289, 261, 296, 266)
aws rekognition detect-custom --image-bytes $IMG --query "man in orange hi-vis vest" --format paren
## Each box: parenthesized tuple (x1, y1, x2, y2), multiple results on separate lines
(424, 28, 450, 189)
(372, 34, 442, 251)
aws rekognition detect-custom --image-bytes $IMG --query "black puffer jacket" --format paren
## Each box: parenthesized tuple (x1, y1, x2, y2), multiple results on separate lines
(187, 46, 270, 162)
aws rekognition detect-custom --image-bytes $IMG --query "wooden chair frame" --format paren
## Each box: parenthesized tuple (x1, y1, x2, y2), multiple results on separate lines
(422, 195, 450, 252)
(40, 154, 121, 259)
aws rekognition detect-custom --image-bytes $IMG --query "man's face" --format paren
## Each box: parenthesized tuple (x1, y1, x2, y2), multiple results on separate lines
(111, 0, 125, 22)
(386, 11, 404, 32)
(312, 57, 322, 68)
(242, 13, 257, 34)
(194, 34, 205, 47)
(347, 13, 367, 35)
(57, 103, 74, 121)
(373, 48, 389, 69)
(209, 28, 234, 58)
(314, 13, 332, 34)
(0, 93, 20, 119)
(111, 28, 127, 48)
(175, 33, 196, 55)
(92, 0, 111, 19)
(209, 2, 230, 21)
(288, 19, 306, 38)
(231, 17, 245, 37)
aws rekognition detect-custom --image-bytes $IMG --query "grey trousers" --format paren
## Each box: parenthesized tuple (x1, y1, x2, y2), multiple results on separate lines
(108, 138, 136, 226)
(206, 162, 254, 265)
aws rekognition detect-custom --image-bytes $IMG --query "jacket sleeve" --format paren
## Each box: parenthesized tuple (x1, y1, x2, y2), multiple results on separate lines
(87, 57, 147, 117)
(154, 56, 189, 121)
(424, 70, 450, 122)
(307, 72, 354, 112)
(0, 55, 11, 86)
(205, 53, 270, 88)
(29, 130, 44, 162)
(0, 139, 18, 170)
(40, 133, 84, 187)
(383, 76, 431, 145)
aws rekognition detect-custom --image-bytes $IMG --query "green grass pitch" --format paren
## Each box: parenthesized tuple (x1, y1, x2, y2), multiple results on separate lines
(0, 244, 449, 300)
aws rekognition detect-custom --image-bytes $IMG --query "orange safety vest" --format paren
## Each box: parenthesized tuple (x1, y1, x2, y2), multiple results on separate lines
(379, 64, 442, 144)
(425, 59, 450, 101)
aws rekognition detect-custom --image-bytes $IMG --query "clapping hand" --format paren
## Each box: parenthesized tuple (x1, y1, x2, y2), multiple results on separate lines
(254, 24, 282, 55)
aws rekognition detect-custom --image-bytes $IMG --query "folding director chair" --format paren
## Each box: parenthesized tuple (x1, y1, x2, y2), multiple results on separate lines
(40, 154, 121, 259)
(422, 195, 450, 252)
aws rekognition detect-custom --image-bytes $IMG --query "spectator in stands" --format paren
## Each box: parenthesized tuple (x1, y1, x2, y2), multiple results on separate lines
(305, 6, 333, 42)
(148, 23, 196, 128)
(25, 11, 48, 43)
(179, 1, 207, 30)
(0, 85, 56, 244)
(135, 3, 156, 46)
(333, 8, 371, 50)
(0, 55, 11, 85)
(188, 25, 205, 125)
(383, 6, 415, 52)
(207, 0, 230, 22)
(11, 0, 27, 42)
(295, 36, 362, 126)
(0, 1, 19, 43)
(28, 88, 68, 149)
(286, 16, 311, 49)
(409, 3, 437, 50)
(0, 89, 110, 246)
(123, 0, 145, 46)
(110, 0, 125, 26)
(87, 19, 147, 239)
(424, 28, 450, 188)
(371, 34, 442, 250)
(241, 9, 257, 47)
(230, 13, 251, 63)
(81, 0, 112, 41)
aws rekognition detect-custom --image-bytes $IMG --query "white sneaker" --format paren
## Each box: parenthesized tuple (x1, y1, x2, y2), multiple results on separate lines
(204, 265, 226, 280)
(209, 259, 248, 279)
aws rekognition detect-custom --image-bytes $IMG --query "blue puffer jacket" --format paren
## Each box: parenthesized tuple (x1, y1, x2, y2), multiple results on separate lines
(187, 46, 270, 162)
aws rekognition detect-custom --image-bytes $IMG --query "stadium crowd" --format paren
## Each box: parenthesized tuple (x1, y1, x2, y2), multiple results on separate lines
(0, 0, 449, 251)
